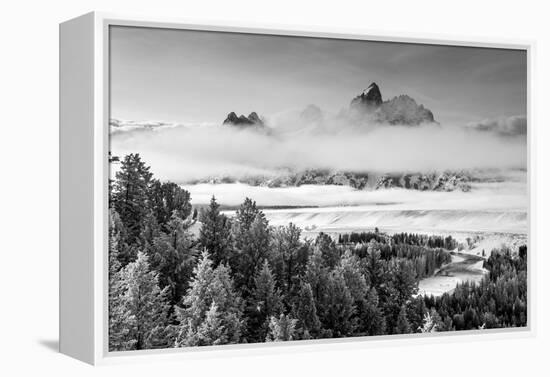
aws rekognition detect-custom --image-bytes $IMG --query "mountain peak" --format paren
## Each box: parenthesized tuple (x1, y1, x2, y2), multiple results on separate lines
(364, 82, 382, 99)
(223, 111, 264, 127)
(351, 82, 383, 110)
(350, 83, 436, 125)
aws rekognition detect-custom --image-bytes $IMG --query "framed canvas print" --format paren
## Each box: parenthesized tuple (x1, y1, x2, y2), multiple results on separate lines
(59, 12, 534, 365)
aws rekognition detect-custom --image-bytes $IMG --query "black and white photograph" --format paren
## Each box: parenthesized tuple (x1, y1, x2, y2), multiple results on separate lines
(107, 26, 528, 351)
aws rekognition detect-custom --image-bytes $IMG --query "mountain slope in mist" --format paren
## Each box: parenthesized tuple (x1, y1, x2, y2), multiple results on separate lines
(193, 169, 474, 192)
(349, 82, 436, 125)
(109, 83, 527, 186)
(223, 111, 265, 128)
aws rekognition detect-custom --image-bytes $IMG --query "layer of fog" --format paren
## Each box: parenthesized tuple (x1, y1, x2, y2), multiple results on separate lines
(181, 179, 527, 235)
(110, 110, 527, 184)
(466, 115, 526, 136)
(183, 178, 526, 211)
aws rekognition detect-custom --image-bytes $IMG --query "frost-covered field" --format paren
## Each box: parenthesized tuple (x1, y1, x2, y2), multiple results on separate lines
(184, 180, 527, 235)
(261, 208, 526, 236)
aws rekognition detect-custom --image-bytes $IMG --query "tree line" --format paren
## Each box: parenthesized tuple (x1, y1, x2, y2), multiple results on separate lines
(338, 231, 457, 250)
(108, 153, 527, 351)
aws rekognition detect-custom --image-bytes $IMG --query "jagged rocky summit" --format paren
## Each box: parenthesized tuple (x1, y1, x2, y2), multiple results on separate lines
(223, 111, 264, 127)
(350, 82, 435, 125)
(221, 83, 434, 129)
(350, 82, 383, 110)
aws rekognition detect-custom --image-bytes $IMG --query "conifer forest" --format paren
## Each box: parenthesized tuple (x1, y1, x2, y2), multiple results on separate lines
(108, 154, 527, 351)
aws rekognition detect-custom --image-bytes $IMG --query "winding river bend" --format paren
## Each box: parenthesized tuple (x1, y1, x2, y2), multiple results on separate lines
(417, 253, 487, 297)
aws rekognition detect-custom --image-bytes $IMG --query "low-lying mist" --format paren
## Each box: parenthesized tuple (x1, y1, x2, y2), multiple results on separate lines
(183, 180, 526, 209)
(110, 112, 527, 184)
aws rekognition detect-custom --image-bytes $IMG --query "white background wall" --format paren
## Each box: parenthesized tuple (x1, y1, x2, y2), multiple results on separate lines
(1, 0, 548, 375)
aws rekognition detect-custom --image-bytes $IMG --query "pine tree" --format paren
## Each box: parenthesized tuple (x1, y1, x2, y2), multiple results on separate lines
(336, 250, 372, 335)
(149, 180, 192, 227)
(393, 259, 419, 305)
(193, 303, 228, 346)
(315, 233, 340, 269)
(108, 209, 136, 351)
(110, 208, 135, 266)
(394, 305, 412, 334)
(149, 213, 197, 305)
(108, 209, 123, 262)
(269, 223, 309, 297)
(365, 242, 384, 288)
(338, 250, 368, 303)
(119, 251, 171, 350)
(233, 197, 259, 231)
(322, 269, 356, 337)
(199, 196, 232, 266)
(244, 213, 270, 285)
(361, 287, 386, 336)
(230, 199, 270, 293)
(377, 262, 402, 333)
(246, 260, 283, 342)
(265, 314, 298, 342)
(140, 208, 161, 248)
(291, 281, 321, 339)
(406, 296, 427, 333)
(176, 251, 244, 347)
(111, 153, 153, 245)
(305, 247, 330, 321)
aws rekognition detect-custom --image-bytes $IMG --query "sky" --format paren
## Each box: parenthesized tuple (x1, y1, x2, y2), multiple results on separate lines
(109, 26, 527, 126)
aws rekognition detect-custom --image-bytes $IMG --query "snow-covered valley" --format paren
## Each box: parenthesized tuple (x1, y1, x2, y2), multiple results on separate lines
(182, 180, 527, 297)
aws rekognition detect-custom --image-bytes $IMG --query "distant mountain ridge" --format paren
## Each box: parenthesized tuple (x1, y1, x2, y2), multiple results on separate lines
(221, 82, 436, 130)
(111, 83, 436, 136)
(192, 169, 472, 192)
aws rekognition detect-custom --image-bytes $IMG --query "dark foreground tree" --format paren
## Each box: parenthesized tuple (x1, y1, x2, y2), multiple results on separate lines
(291, 281, 321, 339)
(230, 198, 270, 293)
(394, 305, 412, 334)
(199, 196, 232, 266)
(149, 180, 192, 227)
(360, 287, 386, 336)
(111, 153, 153, 245)
(269, 223, 309, 298)
(149, 213, 197, 305)
(322, 269, 356, 337)
(246, 260, 283, 342)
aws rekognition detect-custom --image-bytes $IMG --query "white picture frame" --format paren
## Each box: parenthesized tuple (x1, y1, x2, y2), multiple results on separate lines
(59, 11, 536, 365)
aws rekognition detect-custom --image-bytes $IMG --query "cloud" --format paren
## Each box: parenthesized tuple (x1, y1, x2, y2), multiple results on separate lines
(467, 115, 527, 137)
(110, 112, 527, 184)
(184, 179, 526, 209)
